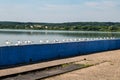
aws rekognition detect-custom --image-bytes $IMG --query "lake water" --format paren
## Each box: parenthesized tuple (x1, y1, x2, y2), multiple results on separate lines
(0, 29, 120, 46)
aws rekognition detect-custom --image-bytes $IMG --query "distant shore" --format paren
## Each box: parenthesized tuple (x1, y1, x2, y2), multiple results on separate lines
(0, 22, 120, 32)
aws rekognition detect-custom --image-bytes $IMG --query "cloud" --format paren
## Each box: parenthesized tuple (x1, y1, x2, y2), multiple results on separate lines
(0, 0, 120, 22)
(85, 2, 99, 7)
(84, 1, 119, 9)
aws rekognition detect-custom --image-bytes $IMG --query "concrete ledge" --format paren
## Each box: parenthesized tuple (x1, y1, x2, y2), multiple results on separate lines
(0, 56, 84, 77)
(1, 49, 119, 78)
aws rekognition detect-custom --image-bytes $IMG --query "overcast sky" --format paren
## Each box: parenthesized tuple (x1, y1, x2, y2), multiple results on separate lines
(0, 0, 120, 23)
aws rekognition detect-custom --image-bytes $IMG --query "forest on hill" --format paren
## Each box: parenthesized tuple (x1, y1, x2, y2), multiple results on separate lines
(0, 21, 120, 32)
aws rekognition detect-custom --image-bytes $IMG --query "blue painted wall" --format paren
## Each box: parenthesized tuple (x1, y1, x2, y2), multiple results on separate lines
(0, 39, 120, 67)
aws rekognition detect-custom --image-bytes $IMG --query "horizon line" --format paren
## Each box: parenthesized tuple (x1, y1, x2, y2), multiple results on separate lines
(0, 21, 120, 23)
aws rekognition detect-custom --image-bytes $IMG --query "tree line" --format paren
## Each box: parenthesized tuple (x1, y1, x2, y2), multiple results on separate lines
(0, 21, 120, 32)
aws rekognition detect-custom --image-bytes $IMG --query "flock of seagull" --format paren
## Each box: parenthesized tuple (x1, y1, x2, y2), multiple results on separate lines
(5, 37, 116, 46)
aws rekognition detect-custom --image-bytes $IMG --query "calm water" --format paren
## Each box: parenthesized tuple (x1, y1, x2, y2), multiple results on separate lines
(0, 29, 120, 46)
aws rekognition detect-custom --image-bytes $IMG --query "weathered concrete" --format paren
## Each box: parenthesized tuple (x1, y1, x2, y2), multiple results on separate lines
(1, 50, 120, 80)
(0, 55, 85, 77)
(44, 50, 120, 80)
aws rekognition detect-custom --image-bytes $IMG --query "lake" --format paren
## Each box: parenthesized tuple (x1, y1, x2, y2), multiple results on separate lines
(0, 29, 120, 46)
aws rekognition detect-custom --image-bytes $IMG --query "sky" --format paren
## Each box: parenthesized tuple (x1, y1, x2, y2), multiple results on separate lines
(0, 0, 120, 23)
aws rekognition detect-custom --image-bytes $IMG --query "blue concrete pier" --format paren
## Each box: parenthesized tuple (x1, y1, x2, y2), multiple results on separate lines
(0, 39, 120, 67)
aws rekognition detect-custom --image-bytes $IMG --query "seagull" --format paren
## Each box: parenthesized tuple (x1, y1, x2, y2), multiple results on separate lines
(78, 38, 81, 41)
(103, 37, 106, 40)
(112, 37, 115, 39)
(45, 40, 49, 43)
(5, 40, 11, 45)
(62, 39, 65, 42)
(69, 39, 73, 42)
(27, 40, 32, 44)
(24, 40, 28, 44)
(99, 37, 102, 40)
(54, 39, 59, 42)
(15, 43, 19, 46)
(84, 38, 87, 41)
(106, 37, 109, 39)
(39, 40, 43, 43)
(74, 38, 77, 41)
(17, 40, 22, 45)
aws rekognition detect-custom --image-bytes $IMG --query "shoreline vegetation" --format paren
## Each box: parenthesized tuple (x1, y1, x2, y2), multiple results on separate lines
(0, 21, 120, 32)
